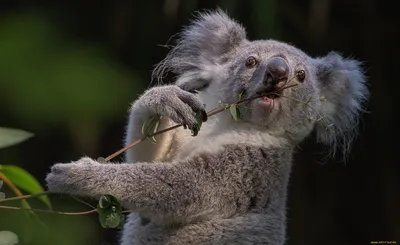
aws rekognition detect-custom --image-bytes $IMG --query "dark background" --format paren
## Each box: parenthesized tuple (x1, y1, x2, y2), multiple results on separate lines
(0, 0, 399, 244)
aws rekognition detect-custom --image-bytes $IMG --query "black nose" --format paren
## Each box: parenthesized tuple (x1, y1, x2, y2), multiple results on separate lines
(264, 57, 289, 85)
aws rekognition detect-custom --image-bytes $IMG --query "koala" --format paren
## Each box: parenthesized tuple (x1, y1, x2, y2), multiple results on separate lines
(46, 10, 369, 245)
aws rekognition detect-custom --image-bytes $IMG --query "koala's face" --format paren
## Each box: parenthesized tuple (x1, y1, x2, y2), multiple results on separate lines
(155, 10, 369, 156)
(219, 41, 316, 135)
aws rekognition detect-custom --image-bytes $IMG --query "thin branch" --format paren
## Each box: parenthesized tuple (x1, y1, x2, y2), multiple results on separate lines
(70, 196, 96, 209)
(0, 191, 50, 203)
(275, 93, 333, 131)
(0, 205, 97, 215)
(0, 172, 31, 209)
(0, 191, 96, 210)
(104, 83, 299, 161)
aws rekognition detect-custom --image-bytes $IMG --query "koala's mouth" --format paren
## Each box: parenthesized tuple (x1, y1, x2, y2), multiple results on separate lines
(256, 89, 281, 99)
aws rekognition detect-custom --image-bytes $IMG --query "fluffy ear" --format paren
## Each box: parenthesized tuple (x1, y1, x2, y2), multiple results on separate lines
(153, 9, 247, 88)
(314, 52, 369, 159)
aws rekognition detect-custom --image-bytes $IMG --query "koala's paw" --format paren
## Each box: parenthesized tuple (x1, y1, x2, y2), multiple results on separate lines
(45, 157, 98, 194)
(139, 85, 208, 135)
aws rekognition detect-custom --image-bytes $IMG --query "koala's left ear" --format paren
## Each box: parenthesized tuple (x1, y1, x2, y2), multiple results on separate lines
(313, 52, 369, 158)
(153, 9, 247, 87)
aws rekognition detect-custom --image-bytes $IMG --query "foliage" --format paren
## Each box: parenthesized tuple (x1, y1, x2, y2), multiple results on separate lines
(0, 128, 33, 149)
(97, 195, 124, 229)
(0, 180, 5, 200)
(0, 230, 19, 245)
(0, 165, 51, 208)
(0, 127, 125, 236)
(0, 13, 143, 127)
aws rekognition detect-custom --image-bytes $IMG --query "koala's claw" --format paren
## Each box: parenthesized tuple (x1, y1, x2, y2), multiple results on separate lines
(196, 110, 208, 122)
(191, 124, 199, 136)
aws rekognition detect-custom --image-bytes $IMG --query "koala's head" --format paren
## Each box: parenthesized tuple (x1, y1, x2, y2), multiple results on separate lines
(154, 10, 369, 157)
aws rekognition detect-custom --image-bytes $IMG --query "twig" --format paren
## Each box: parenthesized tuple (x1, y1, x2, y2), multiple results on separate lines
(0, 191, 50, 203)
(0, 191, 96, 210)
(0, 172, 31, 209)
(70, 196, 96, 209)
(274, 93, 333, 131)
(0, 205, 97, 215)
(104, 83, 299, 161)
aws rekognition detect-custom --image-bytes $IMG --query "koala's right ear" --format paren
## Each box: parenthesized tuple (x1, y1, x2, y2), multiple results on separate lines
(153, 9, 247, 87)
(313, 52, 369, 160)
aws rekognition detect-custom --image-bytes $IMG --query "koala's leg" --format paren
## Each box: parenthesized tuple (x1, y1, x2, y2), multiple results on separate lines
(119, 213, 285, 245)
(163, 213, 285, 245)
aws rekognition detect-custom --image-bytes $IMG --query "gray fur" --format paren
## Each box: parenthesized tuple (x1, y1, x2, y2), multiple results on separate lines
(46, 10, 369, 245)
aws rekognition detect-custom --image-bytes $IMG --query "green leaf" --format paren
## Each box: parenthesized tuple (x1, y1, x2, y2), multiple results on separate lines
(238, 90, 245, 100)
(98, 206, 123, 228)
(97, 157, 108, 163)
(230, 105, 240, 121)
(0, 127, 33, 149)
(142, 115, 161, 144)
(0, 165, 51, 208)
(97, 194, 124, 229)
(98, 195, 112, 209)
(195, 112, 204, 131)
(0, 180, 4, 199)
(117, 214, 125, 229)
(0, 231, 19, 245)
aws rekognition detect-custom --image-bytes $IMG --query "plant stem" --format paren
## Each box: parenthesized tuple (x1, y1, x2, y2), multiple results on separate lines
(0, 172, 31, 209)
(0, 190, 96, 211)
(0, 205, 97, 215)
(0, 190, 51, 203)
(104, 83, 300, 161)
(70, 196, 96, 209)
(275, 93, 333, 131)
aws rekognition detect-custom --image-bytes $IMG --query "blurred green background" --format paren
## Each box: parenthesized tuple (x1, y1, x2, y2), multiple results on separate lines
(0, 0, 398, 244)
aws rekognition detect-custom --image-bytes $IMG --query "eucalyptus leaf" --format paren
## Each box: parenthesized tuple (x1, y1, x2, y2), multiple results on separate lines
(238, 90, 245, 100)
(0, 230, 19, 245)
(230, 105, 240, 121)
(98, 195, 111, 209)
(98, 206, 123, 228)
(97, 194, 124, 229)
(195, 112, 204, 131)
(0, 165, 51, 208)
(0, 180, 4, 199)
(97, 157, 108, 163)
(0, 127, 33, 149)
(142, 115, 161, 143)
(117, 214, 125, 229)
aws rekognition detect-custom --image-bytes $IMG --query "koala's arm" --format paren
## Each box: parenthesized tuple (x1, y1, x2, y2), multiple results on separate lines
(124, 85, 208, 163)
(46, 146, 258, 223)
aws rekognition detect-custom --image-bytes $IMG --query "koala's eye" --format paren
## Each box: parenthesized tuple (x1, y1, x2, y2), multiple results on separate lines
(245, 56, 257, 68)
(296, 70, 306, 82)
